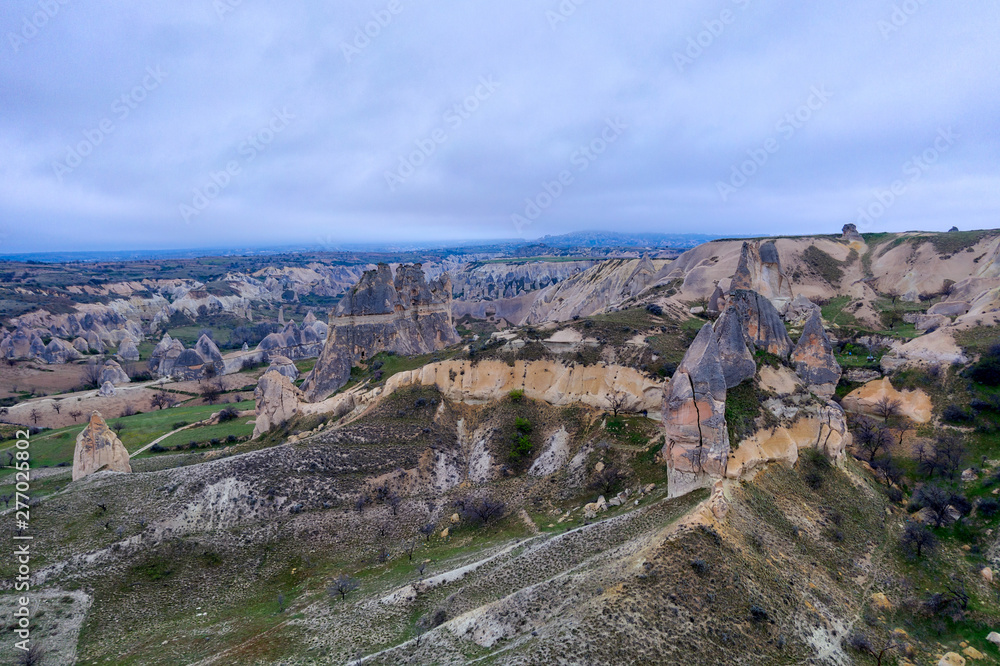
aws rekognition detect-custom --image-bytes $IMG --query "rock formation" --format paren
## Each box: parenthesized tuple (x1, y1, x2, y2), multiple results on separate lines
(99, 359, 131, 385)
(149, 333, 224, 380)
(98, 381, 117, 397)
(301, 264, 459, 401)
(661, 324, 730, 498)
(253, 370, 305, 438)
(385, 359, 663, 414)
(725, 289, 794, 358)
(72, 411, 131, 480)
(193, 334, 224, 369)
(841, 223, 864, 242)
(267, 355, 299, 381)
(730, 241, 793, 307)
(790, 310, 841, 398)
(257, 319, 327, 361)
(712, 306, 756, 389)
(117, 338, 140, 362)
(842, 377, 932, 423)
(149, 334, 184, 377)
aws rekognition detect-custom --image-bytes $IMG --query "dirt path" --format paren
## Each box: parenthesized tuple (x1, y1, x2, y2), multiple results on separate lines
(128, 421, 199, 457)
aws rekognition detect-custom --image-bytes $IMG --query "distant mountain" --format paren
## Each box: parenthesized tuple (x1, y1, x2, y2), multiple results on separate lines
(535, 230, 728, 249)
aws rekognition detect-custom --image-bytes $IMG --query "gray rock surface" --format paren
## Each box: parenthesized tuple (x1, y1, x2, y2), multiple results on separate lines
(790, 310, 841, 397)
(730, 241, 793, 306)
(726, 289, 794, 359)
(713, 306, 756, 389)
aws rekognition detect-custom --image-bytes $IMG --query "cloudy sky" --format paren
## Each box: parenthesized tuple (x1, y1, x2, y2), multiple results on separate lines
(1, 1, 998, 253)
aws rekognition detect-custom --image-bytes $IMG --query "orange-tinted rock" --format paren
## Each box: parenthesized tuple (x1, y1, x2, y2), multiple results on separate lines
(791, 310, 841, 397)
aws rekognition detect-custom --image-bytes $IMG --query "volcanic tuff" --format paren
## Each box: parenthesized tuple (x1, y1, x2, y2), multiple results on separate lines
(72, 411, 131, 481)
(730, 240, 794, 307)
(724, 289, 794, 358)
(790, 308, 842, 397)
(712, 305, 756, 389)
(661, 324, 730, 498)
(301, 264, 460, 401)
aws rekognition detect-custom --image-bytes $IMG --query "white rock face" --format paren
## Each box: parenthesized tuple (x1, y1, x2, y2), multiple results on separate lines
(528, 427, 571, 476)
(73, 411, 131, 481)
(252, 370, 305, 438)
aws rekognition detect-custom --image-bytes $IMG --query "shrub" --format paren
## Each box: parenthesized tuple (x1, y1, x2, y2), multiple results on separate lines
(150, 443, 166, 453)
(508, 389, 524, 402)
(645, 303, 664, 317)
(217, 407, 239, 422)
(942, 404, 973, 423)
(978, 499, 999, 518)
(458, 496, 505, 526)
(172, 421, 188, 429)
(968, 345, 1000, 386)
(226, 434, 237, 444)
(690, 559, 709, 575)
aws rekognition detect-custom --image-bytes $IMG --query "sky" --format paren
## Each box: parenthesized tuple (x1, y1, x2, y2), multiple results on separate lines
(1, 1, 998, 253)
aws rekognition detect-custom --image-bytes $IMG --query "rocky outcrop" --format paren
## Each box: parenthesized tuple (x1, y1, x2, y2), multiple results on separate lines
(193, 334, 224, 368)
(841, 377, 932, 423)
(783, 294, 821, 325)
(267, 355, 299, 381)
(149, 334, 184, 377)
(253, 370, 305, 438)
(99, 360, 131, 385)
(72, 411, 131, 481)
(301, 264, 459, 401)
(385, 359, 663, 414)
(661, 324, 730, 499)
(98, 381, 117, 397)
(257, 319, 327, 361)
(730, 241, 793, 307)
(712, 306, 756, 389)
(842, 223, 864, 242)
(727, 398, 850, 479)
(790, 310, 841, 398)
(38, 338, 82, 364)
(725, 290, 794, 358)
(117, 338, 140, 362)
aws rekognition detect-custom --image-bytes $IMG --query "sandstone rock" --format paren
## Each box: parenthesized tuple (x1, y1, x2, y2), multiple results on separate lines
(662, 324, 730, 498)
(252, 370, 304, 438)
(148, 334, 184, 377)
(267, 355, 299, 381)
(39, 337, 82, 364)
(117, 338, 140, 362)
(790, 310, 841, 398)
(844, 368, 881, 384)
(730, 241, 793, 307)
(72, 411, 131, 481)
(707, 284, 725, 315)
(72, 336, 90, 353)
(713, 306, 756, 389)
(450, 513, 460, 524)
(302, 264, 459, 401)
(986, 632, 1000, 647)
(962, 646, 984, 660)
(689, 306, 705, 315)
(726, 289, 794, 358)
(938, 652, 966, 666)
(440, 528, 449, 538)
(962, 468, 979, 483)
(982, 568, 993, 584)
(98, 381, 117, 397)
(194, 334, 224, 367)
(842, 223, 863, 242)
(842, 377, 932, 423)
(871, 592, 892, 612)
(99, 359, 131, 385)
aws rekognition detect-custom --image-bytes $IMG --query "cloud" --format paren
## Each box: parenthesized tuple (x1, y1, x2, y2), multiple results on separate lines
(0, 0, 998, 252)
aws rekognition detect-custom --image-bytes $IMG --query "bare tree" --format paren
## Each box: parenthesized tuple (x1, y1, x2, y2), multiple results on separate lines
(901, 522, 936, 557)
(404, 539, 417, 561)
(328, 574, 359, 601)
(935, 433, 966, 480)
(68, 409, 82, 422)
(201, 382, 222, 405)
(873, 396, 902, 423)
(419, 522, 435, 542)
(277, 592, 285, 613)
(388, 493, 402, 516)
(82, 361, 102, 388)
(846, 632, 898, 666)
(29, 408, 40, 425)
(852, 416, 892, 463)
(589, 465, 625, 496)
(151, 390, 176, 410)
(458, 496, 506, 526)
(605, 389, 633, 417)
(51, 399, 62, 415)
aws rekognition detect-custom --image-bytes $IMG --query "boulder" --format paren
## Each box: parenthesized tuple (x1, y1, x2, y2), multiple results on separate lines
(938, 653, 966, 666)
(662, 324, 730, 498)
(99, 359, 131, 386)
(98, 381, 117, 397)
(790, 310, 841, 398)
(713, 306, 756, 389)
(302, 264, 460, 401)
(730, 241, 793, 307)
(72, 337, 90, 353)
(117, 338, 140, 362)
(149, 334, 184, 377)
(268, 355, 299, 381)
(981, 568, 993, 584)
(913, 314, 948, 332)
(72, 411, 131, 481)
(707, 284, 725, 315)
(726, 290, 794, 358)
(987, 632, 1000, 647)
(253, 370, 305, 438)
(962, 647, 984, 660)
(871, 592, 892, 612)
(194, 334, 224, 367)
